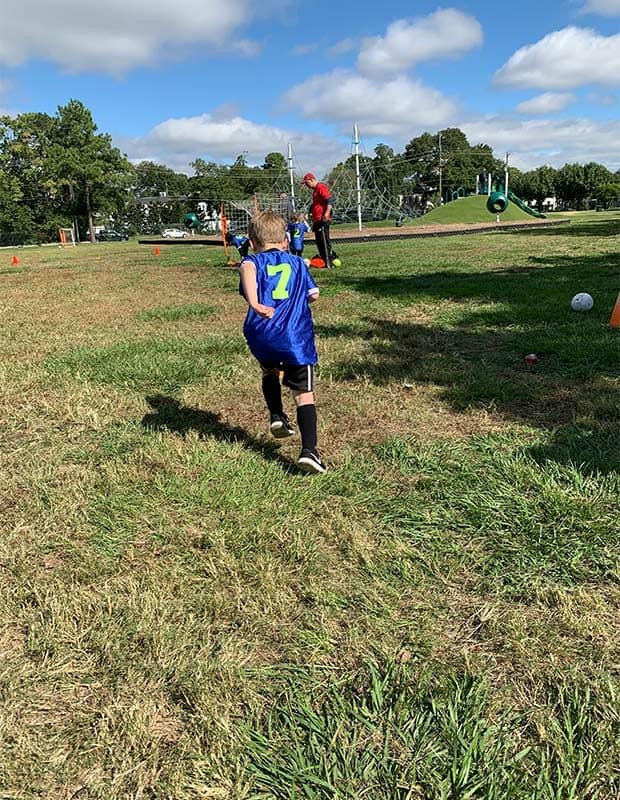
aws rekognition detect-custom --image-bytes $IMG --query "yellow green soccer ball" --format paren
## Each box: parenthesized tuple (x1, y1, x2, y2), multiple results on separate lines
(332, 258, 342, 267)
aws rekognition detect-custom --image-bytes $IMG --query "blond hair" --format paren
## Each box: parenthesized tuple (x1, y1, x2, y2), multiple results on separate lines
(248, 211, 286, 248)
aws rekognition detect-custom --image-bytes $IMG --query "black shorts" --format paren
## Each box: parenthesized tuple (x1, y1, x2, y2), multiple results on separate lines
(260, 362, 315, 392)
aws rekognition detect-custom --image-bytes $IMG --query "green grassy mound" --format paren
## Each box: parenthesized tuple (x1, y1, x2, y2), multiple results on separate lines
(411, 194, 544, 225)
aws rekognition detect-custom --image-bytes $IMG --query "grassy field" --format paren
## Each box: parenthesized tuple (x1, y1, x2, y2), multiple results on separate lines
(0, 212, 618, 799)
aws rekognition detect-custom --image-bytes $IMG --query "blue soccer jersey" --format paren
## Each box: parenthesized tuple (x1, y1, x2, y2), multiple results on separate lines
(240, 249, 319, 365)
(287, 221, 309, 251)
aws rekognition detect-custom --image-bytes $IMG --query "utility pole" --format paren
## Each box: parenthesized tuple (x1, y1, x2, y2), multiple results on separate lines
(438, 133, 443, 204)
(287, 143, 296, 210)
(354, 124, 362, 232)
(505, 152, 510, 195)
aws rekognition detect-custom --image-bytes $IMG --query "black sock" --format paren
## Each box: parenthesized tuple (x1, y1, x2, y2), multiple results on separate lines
(262, 373, 283, 416)
(297, 404, 318, 452)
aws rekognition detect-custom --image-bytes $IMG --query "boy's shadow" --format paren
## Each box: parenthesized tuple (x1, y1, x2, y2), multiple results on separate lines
(141, 395, 296, 473)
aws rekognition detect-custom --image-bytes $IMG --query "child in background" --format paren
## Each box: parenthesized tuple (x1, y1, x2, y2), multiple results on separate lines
(226, 231, 251, 260)
(238, 211, 326, 474)
(286, 213, 310, 257)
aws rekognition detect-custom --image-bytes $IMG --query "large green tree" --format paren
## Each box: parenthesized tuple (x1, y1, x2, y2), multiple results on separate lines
(134, 161, 189, 198)
(0, 167, 34, 242)
(402, 128, 502, 197)
(517, 166, 557, 210)
(403, 132, 438, 188)
(0, 111, 61, 240)
(50, 100, 134, 241)
(129, 161, 190, 233)
(555, 163, 587, 209)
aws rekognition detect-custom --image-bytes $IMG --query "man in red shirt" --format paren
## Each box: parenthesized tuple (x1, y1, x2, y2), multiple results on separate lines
(301, 173, 336, 269)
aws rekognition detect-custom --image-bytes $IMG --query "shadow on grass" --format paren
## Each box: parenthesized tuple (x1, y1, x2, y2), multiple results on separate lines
(319, 316, 618, 474)
(338, 251, 619, 315)
(141, 395, 297, 473)
(318, 256, 619, 474)
(516, 215, 620, 237)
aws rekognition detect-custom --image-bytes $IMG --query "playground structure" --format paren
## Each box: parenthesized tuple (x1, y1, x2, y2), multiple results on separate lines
(443, 172, 546, 220)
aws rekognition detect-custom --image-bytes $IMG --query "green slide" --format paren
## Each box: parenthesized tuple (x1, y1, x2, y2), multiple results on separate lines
(508, 190, 546, 218)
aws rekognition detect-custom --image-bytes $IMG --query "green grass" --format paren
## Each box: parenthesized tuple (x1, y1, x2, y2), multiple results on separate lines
(244, 663, 618, 800)
(136, 303, 216, 322)
(46, 334, 245, 393)
(0, 212, 618, 797)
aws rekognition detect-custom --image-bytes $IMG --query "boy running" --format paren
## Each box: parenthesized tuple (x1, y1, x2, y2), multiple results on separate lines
(238, 211, 326, 474)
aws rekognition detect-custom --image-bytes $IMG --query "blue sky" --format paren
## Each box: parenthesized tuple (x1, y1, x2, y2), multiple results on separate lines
(1, 0, 619, 175)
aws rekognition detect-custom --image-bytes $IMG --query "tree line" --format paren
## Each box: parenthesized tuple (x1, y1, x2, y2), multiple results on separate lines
(1, 100, 619, 244)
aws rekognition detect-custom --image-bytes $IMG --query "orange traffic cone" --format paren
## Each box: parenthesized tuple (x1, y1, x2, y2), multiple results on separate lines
(609, 292, 620, 329)
(153, 246, 161, 256)
(11, 255, 20, 265)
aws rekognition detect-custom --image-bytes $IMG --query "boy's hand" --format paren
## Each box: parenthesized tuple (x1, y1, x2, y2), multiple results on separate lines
(253, 303, 275, 319)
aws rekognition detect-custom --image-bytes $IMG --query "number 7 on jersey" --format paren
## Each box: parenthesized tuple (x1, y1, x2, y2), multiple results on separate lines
(267, 263, 292, 299)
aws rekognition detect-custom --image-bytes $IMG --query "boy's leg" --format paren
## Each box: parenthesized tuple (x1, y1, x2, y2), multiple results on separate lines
(261, 364, 294, 438)
(294, 392, 318, 452)
(284, 364, 326, 473)
(261, 366, 283, 415)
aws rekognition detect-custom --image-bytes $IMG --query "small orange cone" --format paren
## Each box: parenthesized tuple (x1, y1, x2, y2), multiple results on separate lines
(11, 255, 20, 265)
(609, 292, 620, 329)
(154, 246, 161, 256)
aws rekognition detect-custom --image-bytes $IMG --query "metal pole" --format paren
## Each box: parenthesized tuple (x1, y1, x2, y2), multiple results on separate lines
(505, 152, 510, 195)
(288, 143, 296, 211)
(438, 132, 443, 204)
(353, 124, 363, 231)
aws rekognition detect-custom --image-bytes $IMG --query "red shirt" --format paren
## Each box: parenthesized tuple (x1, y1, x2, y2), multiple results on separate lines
(310, 182, 332, 223)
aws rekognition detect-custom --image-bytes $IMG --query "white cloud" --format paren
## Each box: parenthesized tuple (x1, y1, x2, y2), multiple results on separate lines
(0, 0, 258, 74)
(118, 113, 347, 177)
(284, 70, 457, 137)
(328, 38, 356, 57)
(586, 91, 617, 106)
(357, 9, 482, 76)
(580, 0, 620, 15)
(494, 27, 620, 90)
(516, 92, 576, 114)
(291, 43, 319, 56)
(112, 106, 620, 179)
(461, 115, 620, 171)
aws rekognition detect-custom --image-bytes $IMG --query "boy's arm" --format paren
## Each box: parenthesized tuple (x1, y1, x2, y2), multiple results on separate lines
(304, 264, 320, 303)
(239, 260, 275, 319)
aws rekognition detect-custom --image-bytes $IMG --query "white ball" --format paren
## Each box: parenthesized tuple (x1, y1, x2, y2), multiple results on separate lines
(303, 258, 310, 266)
(571, 292, 594, 312)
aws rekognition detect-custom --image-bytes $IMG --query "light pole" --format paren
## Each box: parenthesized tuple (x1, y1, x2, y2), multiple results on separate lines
(505, 152, 510, 195)
(438, 133, 443, 204)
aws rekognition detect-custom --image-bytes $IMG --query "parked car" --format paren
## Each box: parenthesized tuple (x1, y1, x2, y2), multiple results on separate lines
(96, 229, 129, 242)
(161, 227, 189, 238)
